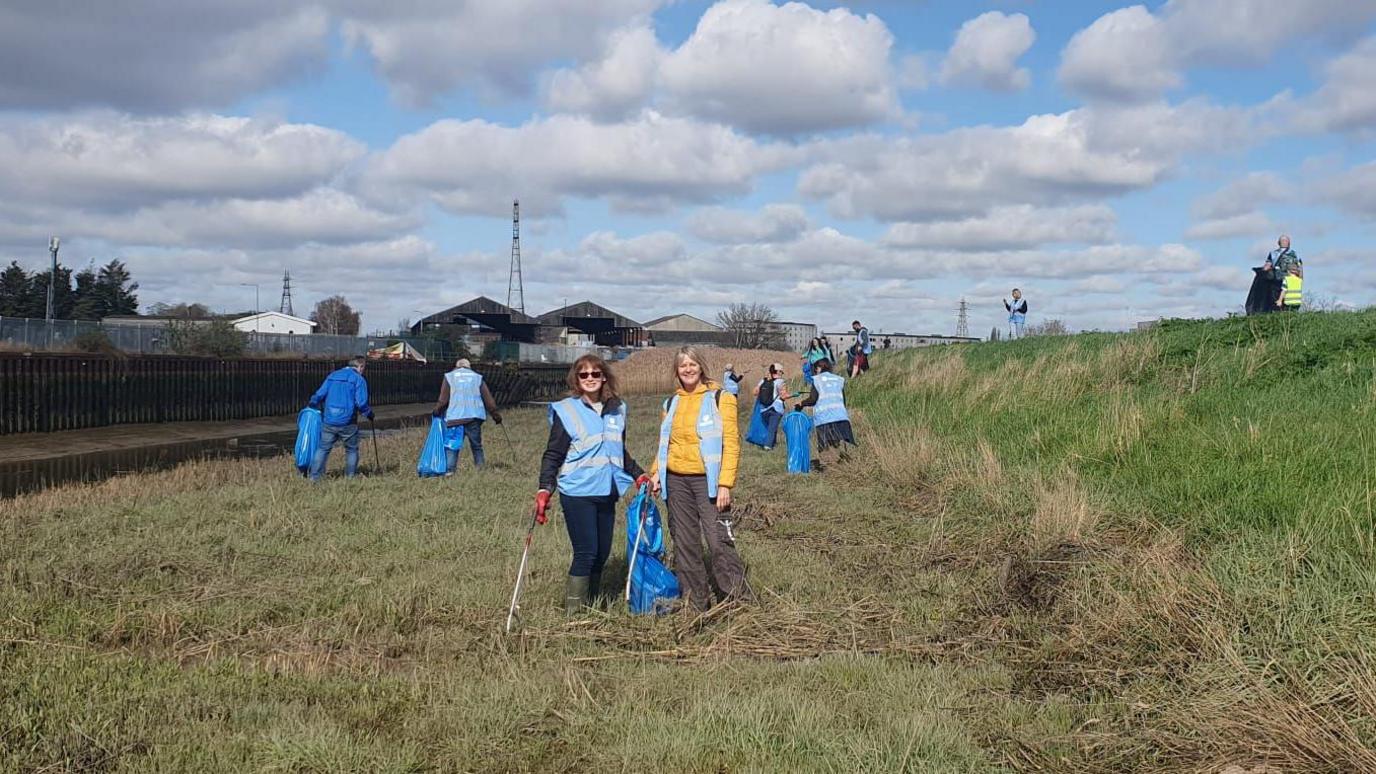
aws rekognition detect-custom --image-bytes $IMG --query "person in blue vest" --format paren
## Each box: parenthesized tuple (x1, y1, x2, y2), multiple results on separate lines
(795, 359, 855, 464)
(721, 363, 745, 396)
(536, 354, 649, 614)
(432, 358, 502, 473)
(751, 363, 791, 450)
(646, 346, 747, 611)
(1004, 289, 1028, 339)
(306, 355, 374, 481)
(849, 320, 872, 377)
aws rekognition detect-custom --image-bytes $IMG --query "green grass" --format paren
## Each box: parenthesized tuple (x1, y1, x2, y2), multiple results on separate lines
(6, 310, 1376, 771)
(0, 399, 1003, 773)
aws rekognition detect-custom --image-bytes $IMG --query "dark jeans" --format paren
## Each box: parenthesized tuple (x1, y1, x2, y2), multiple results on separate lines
(666, 473, 747, 611)
(560, 492, 616, 577)
(310, 423, 359, 481)
(444, 419, 485, 470)
(760, 408, 783, 449)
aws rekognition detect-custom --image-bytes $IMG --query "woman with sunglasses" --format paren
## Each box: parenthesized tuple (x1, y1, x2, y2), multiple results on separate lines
(646, 346, 747, 611)
(536, 354, 649, 614)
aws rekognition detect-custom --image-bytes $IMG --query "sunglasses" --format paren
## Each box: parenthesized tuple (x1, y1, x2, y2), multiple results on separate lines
(577, 370, 604, 380)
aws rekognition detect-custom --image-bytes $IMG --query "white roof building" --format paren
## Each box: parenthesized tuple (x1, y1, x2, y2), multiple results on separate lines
(232, 311, 317, 335)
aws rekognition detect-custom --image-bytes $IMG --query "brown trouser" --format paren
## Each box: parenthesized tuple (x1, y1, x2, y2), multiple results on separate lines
(666, 473, 748, 611)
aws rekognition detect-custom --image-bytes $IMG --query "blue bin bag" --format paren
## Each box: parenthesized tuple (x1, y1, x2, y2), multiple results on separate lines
(294, 407, 322, 476)
(801, 360, 814, 386)
(783, 410, 813, 475)
(745, 401, 771, 448)
(442, 424, 465, 452)
(626, 486, 680, 615)
(417, 417, 450, 477)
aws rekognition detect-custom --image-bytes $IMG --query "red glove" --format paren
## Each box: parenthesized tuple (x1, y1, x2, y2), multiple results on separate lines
(634, 474, 652, 490)
(534, 490, 551, 525)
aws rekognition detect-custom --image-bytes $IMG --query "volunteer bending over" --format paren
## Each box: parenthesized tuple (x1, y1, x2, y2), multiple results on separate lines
(536, 355, 649, 614)
(648, 346, 749, 611)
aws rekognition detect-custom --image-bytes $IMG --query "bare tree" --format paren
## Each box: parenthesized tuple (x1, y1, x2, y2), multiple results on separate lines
(717, 302, 785, 350)
(310, 295, 361, 335)
(1025, 318, 1070, 336)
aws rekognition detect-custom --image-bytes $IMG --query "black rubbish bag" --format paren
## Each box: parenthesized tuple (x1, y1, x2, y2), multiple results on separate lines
(1245, 266, 1278, 315)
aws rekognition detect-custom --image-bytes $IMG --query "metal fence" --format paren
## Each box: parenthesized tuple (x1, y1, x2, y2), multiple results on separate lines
(0, 317, 453, 360)
(0, 353, 568, 435)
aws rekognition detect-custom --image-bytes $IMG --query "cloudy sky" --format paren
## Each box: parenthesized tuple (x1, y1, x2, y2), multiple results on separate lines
(3, 0, 1375, 338)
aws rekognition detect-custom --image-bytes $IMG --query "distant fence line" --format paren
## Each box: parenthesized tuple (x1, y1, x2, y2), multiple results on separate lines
(0, 316, 454, 360)
(0, 353, 566, 435)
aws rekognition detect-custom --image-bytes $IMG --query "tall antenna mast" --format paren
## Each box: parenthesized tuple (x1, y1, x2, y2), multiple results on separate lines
(279, 269, 295, 317)
(956, 298, 970, 338)
(506, 199, 525, 314)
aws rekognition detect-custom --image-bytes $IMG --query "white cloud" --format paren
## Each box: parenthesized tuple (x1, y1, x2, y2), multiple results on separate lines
(1294, 36, 1376, 134)
(687, 204, 811, 244)
(0, 113, 365, 210)
(1191, 172, 1285, 220)
(1059, 1, 1376, 103)
(0, 2, 328, 111)
(939, 12, 1035, 92)
(339, 0, 664, 106)
(800, 100, 1252, 222)
(1058, 6, 1178, 102)
(543, 24, 664, 121)
(365, 111, 798, 217)
(1185, 212, 1277, 241)
(1313, 161, 1376, 219)
(659, 0, 899, 135)
(882, 205, 1117, 251)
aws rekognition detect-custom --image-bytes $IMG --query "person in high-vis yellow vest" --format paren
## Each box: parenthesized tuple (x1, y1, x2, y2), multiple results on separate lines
(1278, 267, 1302, 311)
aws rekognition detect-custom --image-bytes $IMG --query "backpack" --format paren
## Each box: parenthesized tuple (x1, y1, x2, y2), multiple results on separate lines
(757, 378, 775, 408)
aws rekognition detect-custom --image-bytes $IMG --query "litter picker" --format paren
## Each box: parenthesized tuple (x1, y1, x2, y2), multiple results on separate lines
(624, 485, 652, 603)
(369, 418, 381, 473)
(499, 422, 517, 462)
(505, 505, 542, 634)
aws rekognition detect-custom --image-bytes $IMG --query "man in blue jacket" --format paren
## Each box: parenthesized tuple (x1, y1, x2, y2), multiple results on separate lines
(307, 355, 374, 481)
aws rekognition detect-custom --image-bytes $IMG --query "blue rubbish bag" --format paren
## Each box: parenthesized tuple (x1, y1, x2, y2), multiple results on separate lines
(294, 407, 322, 476)
(801, 360, 814, 386)
(745, 401, 771, 448)
(417, 417, 450, 477)
(783, 410, 813, 475)
(442, 424, 464, 452)
(626, 485, 680, 615)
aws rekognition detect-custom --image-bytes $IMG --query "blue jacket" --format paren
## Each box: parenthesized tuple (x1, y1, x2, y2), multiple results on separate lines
(310, 367, 373, 426)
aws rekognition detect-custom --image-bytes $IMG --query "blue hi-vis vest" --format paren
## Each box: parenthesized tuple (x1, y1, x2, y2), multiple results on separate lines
(1008, 299, 1027, 323)
(722, 371, 739, 396)
(812, 372, 850, 425)
(444, 368, 487, 422)
(656, 390, 724, 500)
(550, 398, 634, 497)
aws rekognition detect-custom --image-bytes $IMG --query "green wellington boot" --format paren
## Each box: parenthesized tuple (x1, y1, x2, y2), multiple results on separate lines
(564, 575, 590, 616)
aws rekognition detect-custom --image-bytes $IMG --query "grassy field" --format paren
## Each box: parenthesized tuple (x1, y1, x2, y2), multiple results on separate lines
(4, 310, 1376, 771)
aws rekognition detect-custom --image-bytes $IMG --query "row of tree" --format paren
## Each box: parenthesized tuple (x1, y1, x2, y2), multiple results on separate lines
(0, 260, 139, 320)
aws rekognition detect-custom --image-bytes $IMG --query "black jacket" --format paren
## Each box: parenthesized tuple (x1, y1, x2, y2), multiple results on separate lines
(538, 396, 645, 493)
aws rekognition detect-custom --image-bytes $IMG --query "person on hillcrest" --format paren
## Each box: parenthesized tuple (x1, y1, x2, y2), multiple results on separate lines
(752, 362, 791, 451)
(849, 320, 872, 377)
(306, 355, 373, 481)
(1264, 234, 1303, 314)
(1279, 266, 1303, 312)
(536, 355, 649, 615)
(795, 359, 856, 466)
(1004, 289, 1028, 340)
(647, 346, 748, 611)
(432, 358, 502, 473)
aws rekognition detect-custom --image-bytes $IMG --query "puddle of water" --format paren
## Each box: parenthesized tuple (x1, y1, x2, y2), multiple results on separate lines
(0, 413, 430, 498)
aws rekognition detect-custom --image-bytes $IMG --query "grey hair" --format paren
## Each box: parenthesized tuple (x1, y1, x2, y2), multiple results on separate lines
(348, 355, 366, 368)
(455, 358, 471, 369)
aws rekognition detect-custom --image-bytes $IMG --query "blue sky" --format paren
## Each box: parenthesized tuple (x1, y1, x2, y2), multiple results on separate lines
(1, 0, 1374, 339)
